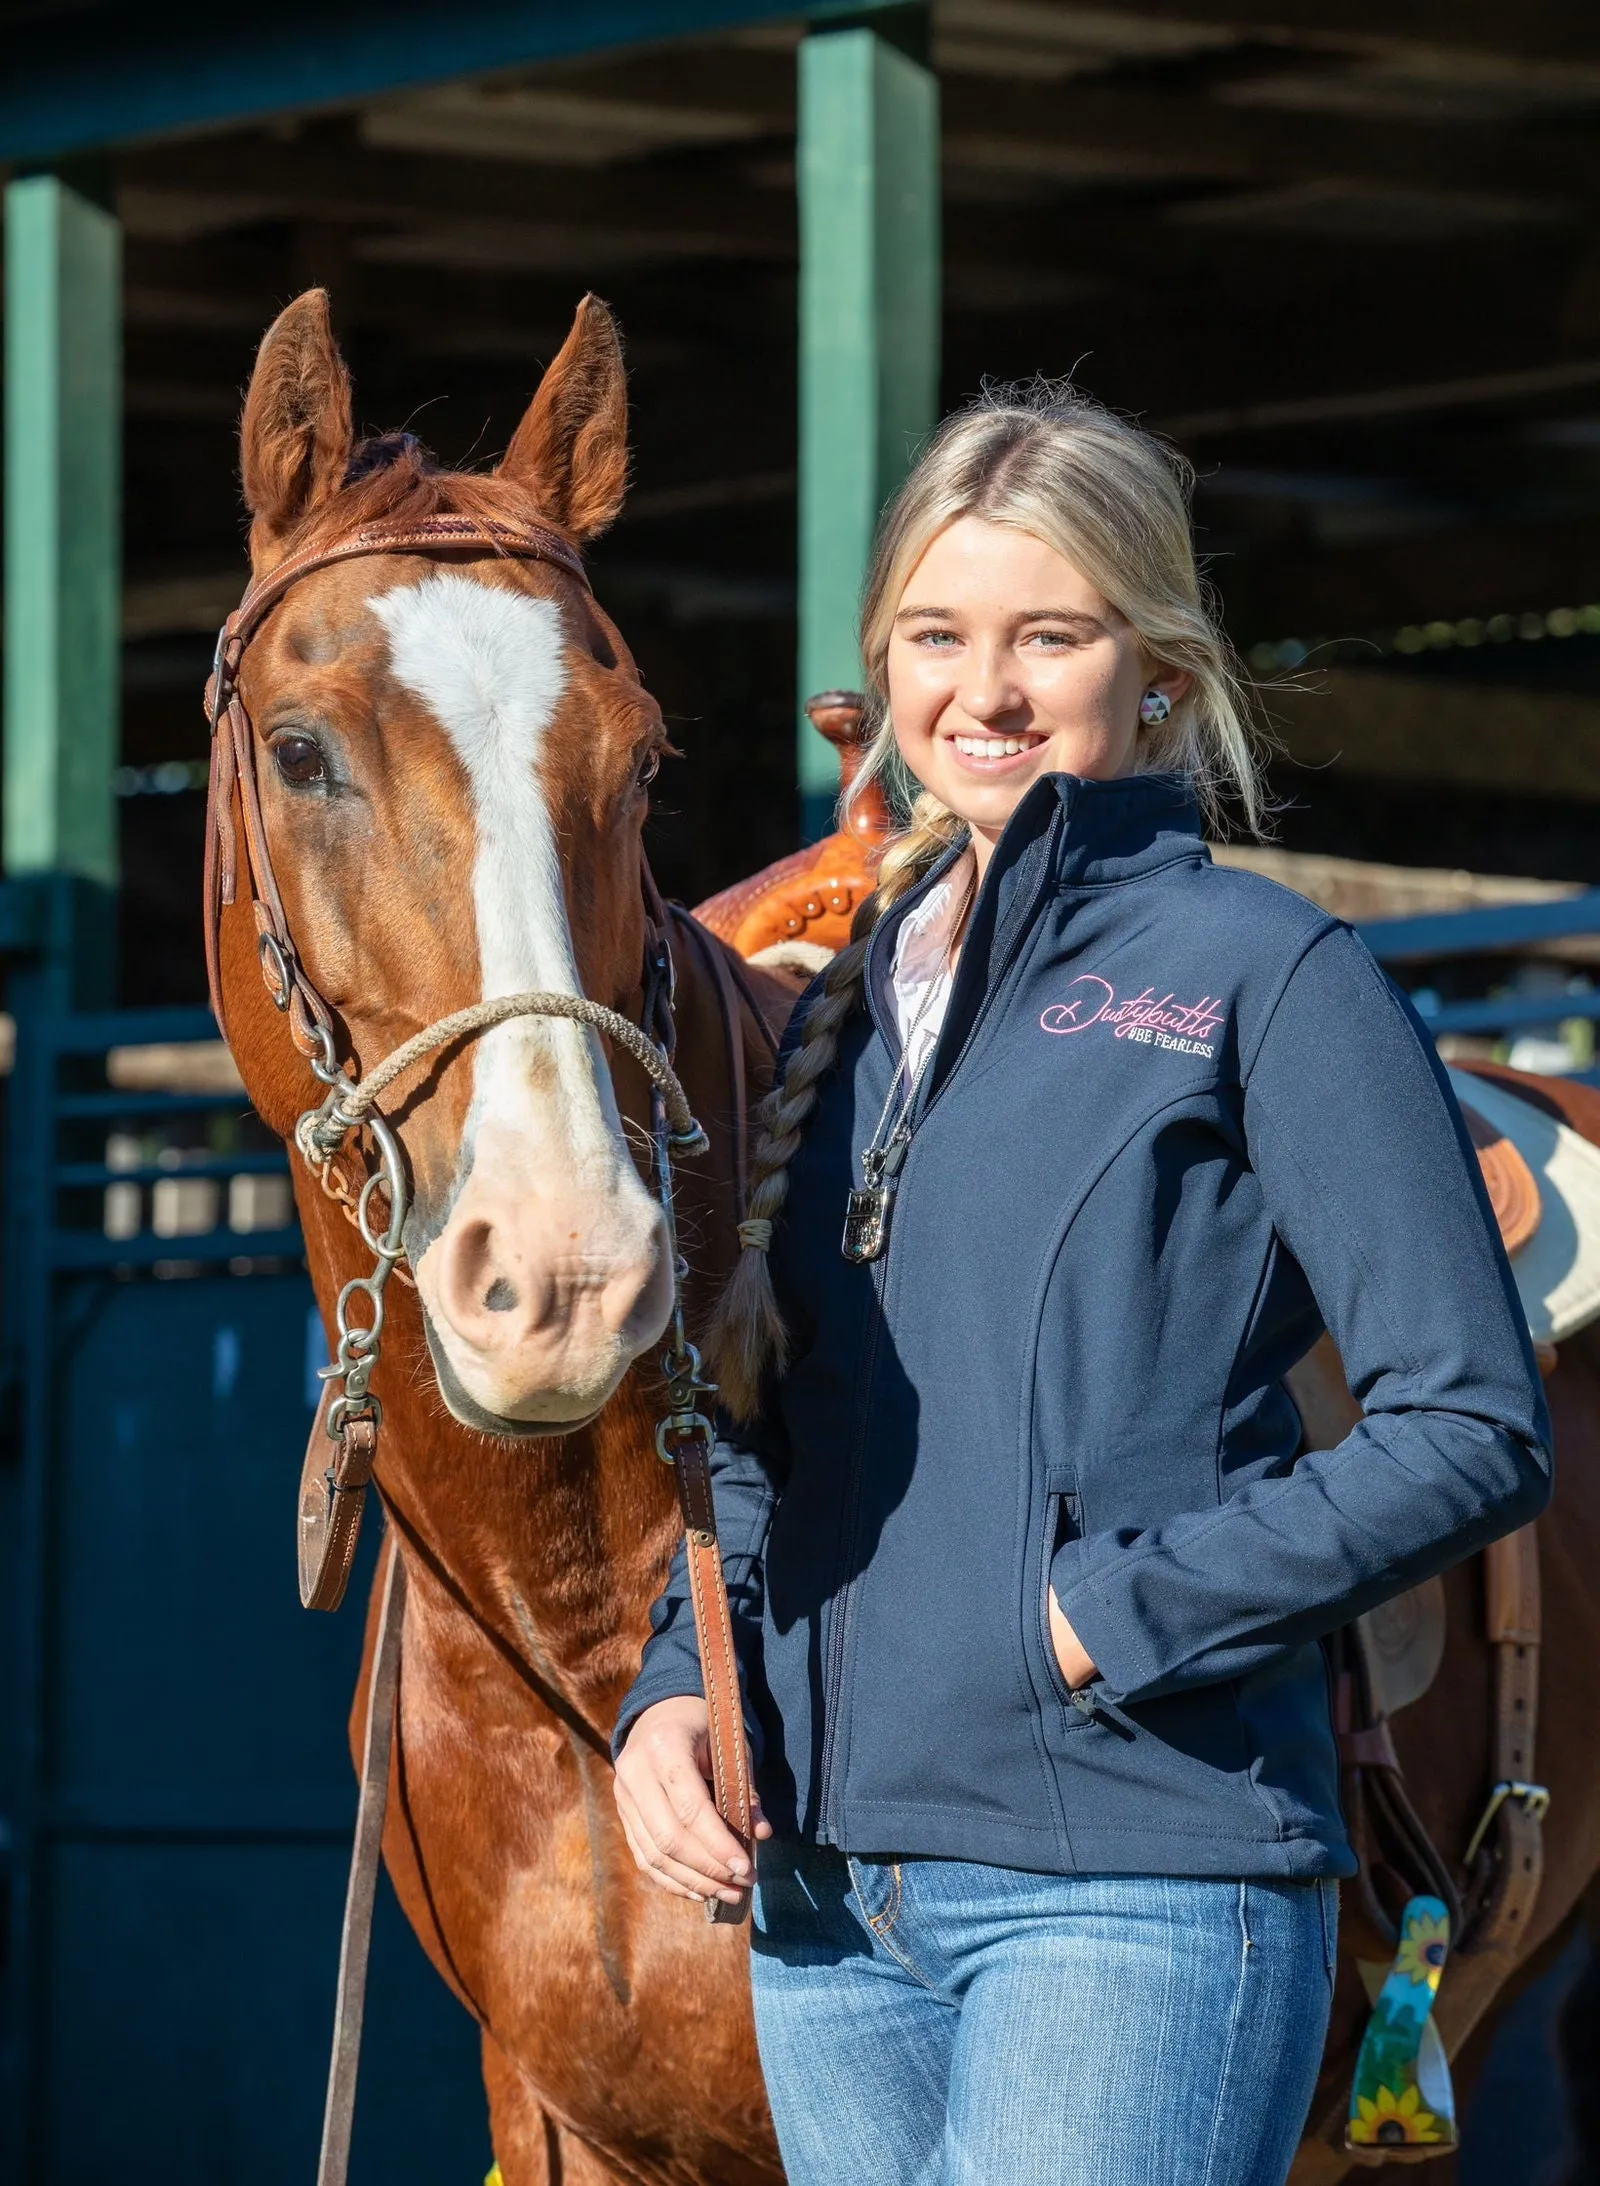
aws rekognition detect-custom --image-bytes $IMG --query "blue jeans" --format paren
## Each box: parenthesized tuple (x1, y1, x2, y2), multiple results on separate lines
(750, 1843, 1337, 2186)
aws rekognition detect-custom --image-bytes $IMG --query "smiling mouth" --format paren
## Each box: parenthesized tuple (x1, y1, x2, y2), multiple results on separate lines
(948, 731, 1046, 762)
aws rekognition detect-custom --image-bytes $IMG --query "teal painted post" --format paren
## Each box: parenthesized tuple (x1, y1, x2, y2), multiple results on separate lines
(797, 24, 939, 841)
(1, 168, 121, 2166)
(4, 170, 121, 897)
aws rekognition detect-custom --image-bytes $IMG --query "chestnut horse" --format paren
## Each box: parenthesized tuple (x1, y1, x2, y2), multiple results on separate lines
(217, 290, 783, 2183)
(217, 290, 1599, 2184)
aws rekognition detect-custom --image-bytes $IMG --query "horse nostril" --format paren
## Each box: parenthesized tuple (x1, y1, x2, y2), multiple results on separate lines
(483, 1277, 519, 1313)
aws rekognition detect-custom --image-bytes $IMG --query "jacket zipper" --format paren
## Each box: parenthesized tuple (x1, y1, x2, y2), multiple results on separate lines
(815, 840, 1057, 1838)
(815, 1250, 886, 1841)
(911, 835, 1058, 1132)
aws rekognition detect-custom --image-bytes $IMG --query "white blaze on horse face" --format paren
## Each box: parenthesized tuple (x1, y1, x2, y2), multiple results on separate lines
(370, 572, 668, 1426)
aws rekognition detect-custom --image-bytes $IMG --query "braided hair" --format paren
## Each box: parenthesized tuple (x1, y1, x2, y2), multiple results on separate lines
(708, 792, 962, 1417)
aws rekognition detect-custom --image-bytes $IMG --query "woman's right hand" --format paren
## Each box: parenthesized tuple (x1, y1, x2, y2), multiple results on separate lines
(614, 1694, 771, 1905)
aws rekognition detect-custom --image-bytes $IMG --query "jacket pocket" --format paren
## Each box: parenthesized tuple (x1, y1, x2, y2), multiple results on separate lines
(1037, 1488, 1087, 1712)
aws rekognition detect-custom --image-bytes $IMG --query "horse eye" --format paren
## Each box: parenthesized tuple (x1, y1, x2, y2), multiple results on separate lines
(273, 733, 327, 786)
(635, 747, 661, 789)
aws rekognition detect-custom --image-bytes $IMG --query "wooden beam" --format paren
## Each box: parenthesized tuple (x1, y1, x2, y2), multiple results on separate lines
(1067, 0, 1600, 68)
(1210, 515, 1600, 642)
(4, 172, 121, 888)
(533, 37, 1600, 209)
(120, 126, 792, 261)
(797, 24, 939, 838)
(1271, 670, 1600, 801)
(0, 0, 892, 163)
(939, 73, 1600, 212)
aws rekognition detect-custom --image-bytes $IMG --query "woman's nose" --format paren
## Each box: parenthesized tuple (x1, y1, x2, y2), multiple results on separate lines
(961, 648, 1024, 723)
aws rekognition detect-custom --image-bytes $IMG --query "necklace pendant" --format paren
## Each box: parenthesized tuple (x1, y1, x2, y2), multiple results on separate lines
(843, 1180, 891, 1267)
(842, 1144, 903, 1264)
(842, 1180, 895, 1264)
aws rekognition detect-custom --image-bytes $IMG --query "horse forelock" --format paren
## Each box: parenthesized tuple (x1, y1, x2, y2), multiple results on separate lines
(279, 442, 583, 571)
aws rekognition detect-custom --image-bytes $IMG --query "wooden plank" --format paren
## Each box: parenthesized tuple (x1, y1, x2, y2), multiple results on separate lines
(1359, 893, 1600, 964)
(4, 173, 121, 887)
(797, 24, 939, 838)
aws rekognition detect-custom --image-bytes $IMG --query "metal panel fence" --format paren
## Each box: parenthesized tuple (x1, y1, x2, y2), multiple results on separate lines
(0, 1004, 482, 2183)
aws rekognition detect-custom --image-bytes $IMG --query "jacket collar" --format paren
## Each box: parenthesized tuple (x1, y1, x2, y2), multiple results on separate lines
(866, 772, 1206, 1054)
(1046, 770, 1205, 886)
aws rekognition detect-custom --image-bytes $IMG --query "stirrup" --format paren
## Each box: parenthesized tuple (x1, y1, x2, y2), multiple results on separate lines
(1346, 1895, 1459, 2164)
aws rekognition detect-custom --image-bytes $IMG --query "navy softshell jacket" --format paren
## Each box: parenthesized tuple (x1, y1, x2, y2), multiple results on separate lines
(619, 773, 1552, 1879)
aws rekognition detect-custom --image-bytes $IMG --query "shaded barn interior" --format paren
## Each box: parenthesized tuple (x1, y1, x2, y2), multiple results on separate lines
(4, 9, 1600, 2185)
(50, 0, 1600, 1003)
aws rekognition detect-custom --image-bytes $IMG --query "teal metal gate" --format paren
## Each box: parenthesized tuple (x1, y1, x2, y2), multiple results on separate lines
(0, 983, 484, 2183)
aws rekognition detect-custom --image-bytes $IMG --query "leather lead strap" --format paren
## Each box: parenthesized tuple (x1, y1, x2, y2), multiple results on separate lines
(317, 1537, 406, 2186)
(1434, 1521, 1545, 2060)
(672, 1429, 754, 1923)
(299, 1385, 379, 1613)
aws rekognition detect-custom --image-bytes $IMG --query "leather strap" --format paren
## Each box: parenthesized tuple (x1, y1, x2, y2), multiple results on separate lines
(651, 901, 762, 1922)
(230, 515, 588, 654)
(670, 907, 755, 1215)
(317, 1535, 406, 2186)
(1431, 1523, 1545, 2057)
(1336, 1717, 1402, 1774)
(671, 1425, 754, 1924)
(298, 1385, 379, 1613)
(204, 512, 589, 1043)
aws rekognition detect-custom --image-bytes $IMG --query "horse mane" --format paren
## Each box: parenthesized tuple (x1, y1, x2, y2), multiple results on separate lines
(284, 432, 573, 561)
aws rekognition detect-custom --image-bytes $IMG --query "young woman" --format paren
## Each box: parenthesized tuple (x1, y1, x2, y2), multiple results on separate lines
(613, 384, 1551, 2186)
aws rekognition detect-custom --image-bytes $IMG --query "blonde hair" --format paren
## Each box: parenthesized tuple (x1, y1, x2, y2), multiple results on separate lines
(708, 379, 1266, 1418)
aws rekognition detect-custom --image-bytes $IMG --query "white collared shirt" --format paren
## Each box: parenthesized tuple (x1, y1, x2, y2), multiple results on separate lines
(889, 850, 974, 1083)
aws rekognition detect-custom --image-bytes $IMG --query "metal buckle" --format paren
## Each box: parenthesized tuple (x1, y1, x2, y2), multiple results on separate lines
(208, 618, 234, 729)
(258, 930, 293, 1010)
(655, 1410, 715, 1466)
(1463, 1778, 1551, 1867)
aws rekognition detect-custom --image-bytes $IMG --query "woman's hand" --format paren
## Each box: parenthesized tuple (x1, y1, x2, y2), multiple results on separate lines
(614, 1694, 773, 1905)
(1048, 1588, 1098, 1690)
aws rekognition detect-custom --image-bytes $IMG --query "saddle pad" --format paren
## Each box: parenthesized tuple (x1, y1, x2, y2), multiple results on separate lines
(1446, 1066, 1600, 1344)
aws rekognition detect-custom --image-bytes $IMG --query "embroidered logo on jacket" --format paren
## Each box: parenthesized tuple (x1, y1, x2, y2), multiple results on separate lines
(1040, 976, 1225, 1058)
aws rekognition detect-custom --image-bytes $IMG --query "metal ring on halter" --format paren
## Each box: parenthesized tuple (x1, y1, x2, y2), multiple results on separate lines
(357, 1172, 404, 1262)
(259, 930, 293, 1010)
(357, 1114, 409, 1259)
(305, 1019, 342, 1087)
(335, 1274, 387, 1356)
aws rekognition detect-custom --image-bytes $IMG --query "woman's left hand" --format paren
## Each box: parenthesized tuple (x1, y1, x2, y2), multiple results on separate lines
(1048, 1589, 1097, 1690)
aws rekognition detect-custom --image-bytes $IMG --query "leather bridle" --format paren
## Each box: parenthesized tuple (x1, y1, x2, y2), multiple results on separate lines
(203, 512, 591, 1049)
(204, 510, 757, 2183)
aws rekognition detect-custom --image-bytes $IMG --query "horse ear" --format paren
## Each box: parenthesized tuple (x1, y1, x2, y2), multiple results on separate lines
(498, 294, 628, 541)
(240, 289, 354, 565)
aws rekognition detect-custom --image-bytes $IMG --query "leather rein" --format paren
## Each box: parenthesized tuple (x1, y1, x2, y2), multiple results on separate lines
(203, 513, 758, 2183)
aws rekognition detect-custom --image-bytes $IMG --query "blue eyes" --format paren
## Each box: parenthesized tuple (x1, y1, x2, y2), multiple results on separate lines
(909, 629, 1076, 650)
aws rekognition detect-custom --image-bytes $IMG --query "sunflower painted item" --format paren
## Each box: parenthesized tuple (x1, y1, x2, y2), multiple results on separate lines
(1346, 1896, 1457, 2161)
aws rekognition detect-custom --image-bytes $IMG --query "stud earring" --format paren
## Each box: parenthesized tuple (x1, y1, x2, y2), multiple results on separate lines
(1139, 688, 1172, 727)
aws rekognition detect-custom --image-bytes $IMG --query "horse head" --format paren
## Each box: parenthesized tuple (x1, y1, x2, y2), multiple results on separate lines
(217, 289, 676, 1436)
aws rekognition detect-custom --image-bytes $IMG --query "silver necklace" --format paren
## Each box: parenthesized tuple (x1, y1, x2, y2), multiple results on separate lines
(841, 873, 971, 1267)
